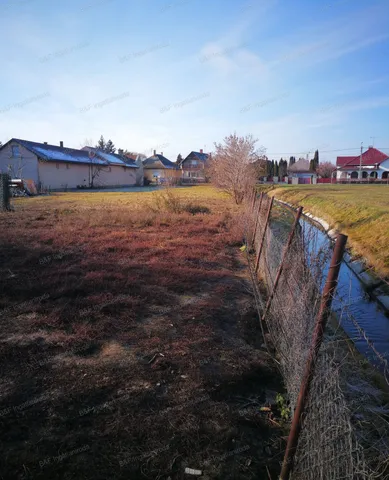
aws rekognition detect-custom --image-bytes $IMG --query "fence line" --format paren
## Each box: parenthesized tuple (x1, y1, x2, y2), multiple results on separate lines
(244, 191, 389, 480)
(0, 174, 11, 211)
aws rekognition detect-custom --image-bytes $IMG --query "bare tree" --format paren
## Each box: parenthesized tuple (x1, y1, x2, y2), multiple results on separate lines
(316, 161, 336, 178)
(7, 155, 27, 179)
(211, 133, 266, 204)
(80, 138, 94, 148)
(88, 151, 110, 188)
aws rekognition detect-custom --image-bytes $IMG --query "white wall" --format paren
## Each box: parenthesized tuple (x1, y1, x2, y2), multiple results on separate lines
(96, 165, 136, 186)
(40, 163, 138, 189)
(0, 141, 139, 189)
(0, 142, 39, 182)
(336, 166, 388, 179)
(39, 161, 90, 189)
(379, 159, 389, 178)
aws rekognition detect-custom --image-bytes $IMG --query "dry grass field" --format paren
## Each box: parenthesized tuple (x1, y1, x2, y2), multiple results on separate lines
(270, 184, 389, 278)
(0, 186, 284, 480)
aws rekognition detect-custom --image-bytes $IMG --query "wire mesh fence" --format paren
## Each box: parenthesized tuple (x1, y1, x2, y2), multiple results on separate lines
(244, 191, 389, 480)
(0, 174, 11, 211)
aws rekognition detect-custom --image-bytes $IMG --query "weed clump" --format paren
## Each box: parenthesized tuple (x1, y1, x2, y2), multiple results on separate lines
(149, 189, 210, 215)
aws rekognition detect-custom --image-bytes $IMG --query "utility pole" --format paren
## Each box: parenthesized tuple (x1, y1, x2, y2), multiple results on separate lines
(359, 142, 363, 181)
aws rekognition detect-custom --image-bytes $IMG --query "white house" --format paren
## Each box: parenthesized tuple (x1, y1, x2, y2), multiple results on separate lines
(336, 147, 389, 181)
(0, 138, 141, 190)
(287, 158, 317, 184)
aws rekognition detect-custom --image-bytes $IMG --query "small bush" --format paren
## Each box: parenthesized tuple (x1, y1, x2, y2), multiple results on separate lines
(148, 189, 210, 215)
(183, 203, 210, 215)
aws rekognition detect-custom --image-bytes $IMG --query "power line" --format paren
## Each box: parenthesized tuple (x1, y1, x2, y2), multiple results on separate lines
(265, 147, 389, 155)
(265, 147, 361, 155)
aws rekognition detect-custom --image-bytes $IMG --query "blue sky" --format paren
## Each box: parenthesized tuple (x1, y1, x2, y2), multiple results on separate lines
(1, 0, 389, 162)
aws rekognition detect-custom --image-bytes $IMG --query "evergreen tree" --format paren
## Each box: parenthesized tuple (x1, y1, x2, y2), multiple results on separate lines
(105, 139, 116, 154)
(313, 149, 319, 169)
(96, 135, 106, 150)
(176, 153, 183, 164)
(266, 160, 271, 176)
(309, 159, 315, 171)
(275, 161, 279, 177)
(289, 156, 296, 167)
(279, 158, 284, 178)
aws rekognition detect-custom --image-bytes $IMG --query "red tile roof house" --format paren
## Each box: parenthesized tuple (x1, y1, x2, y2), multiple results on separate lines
(335, 146, 389, 181)
(179, 149, 210, 183)
(0, 138, 140, 191)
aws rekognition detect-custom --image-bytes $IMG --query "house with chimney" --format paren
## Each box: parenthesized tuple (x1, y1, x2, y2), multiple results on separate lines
(0, 138, 140, 190)
(287, 158, 317, 184)
(142, 150, 180, 183)
(335, 146, 389, 181)
(180, 149, 210, 182)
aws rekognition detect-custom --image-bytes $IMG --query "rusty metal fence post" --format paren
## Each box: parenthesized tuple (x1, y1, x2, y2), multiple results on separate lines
(250, 187, 257, 210)
(254, 196, 274, 273)
(0, 174, 11, 211)
(251, 192, 264, 249)
(279, 233, 348, 480)
(260, 206, 303, 323)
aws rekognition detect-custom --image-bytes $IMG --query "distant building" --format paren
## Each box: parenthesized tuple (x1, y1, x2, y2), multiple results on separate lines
(143, 151, 180, 183)
(336, 147, 389, 180)
(287, 158, 317, 184)
(0, 138, 140, 190)
(180, 149, 209, 182)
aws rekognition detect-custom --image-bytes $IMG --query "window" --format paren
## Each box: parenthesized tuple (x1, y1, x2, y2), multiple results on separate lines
(191, 160, 198, 166)
(350, 171, 358, 179)
(370, 171, 377, 178)
(362, 171, 368, 179)
(11, 145, 20, 157)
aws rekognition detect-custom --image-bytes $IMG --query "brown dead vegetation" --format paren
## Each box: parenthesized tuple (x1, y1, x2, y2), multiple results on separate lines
(0, 187, 284, 480)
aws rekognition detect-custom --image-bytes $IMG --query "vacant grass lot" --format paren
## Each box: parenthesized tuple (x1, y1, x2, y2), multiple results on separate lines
(270, 185, 389, 278)
(0, 186, 283, 480)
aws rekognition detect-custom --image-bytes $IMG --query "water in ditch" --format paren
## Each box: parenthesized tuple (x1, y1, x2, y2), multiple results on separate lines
(301, 217, 389, 373)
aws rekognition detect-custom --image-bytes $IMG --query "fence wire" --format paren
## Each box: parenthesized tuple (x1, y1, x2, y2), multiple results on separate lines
(245, 192, 389, 480)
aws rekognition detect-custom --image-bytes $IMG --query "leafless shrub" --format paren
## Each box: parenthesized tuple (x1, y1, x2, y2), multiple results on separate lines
(210, 133, 266, 204)
(148, 188, 210, 215)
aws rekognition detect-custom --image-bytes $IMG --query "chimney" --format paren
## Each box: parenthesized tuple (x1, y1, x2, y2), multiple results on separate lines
(368, 145, 373, 149)
(160, 152, 163, 156)
(44, 142, 48, 144)
(200, 148, 203, 154)
(153, 149, 156, 156)
(60, 141, 63, 148)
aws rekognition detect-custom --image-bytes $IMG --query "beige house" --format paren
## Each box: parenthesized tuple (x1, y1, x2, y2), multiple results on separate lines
(0, 138, 141, 190)
(143, 151, 180, 183)
(179, 149, 209, 183)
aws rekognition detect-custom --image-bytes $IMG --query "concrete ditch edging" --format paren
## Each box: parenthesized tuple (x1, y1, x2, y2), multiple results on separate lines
(273, 197, 389, 314)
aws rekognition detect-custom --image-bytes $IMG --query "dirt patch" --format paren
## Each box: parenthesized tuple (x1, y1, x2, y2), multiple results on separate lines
(0, 189, 285, 479)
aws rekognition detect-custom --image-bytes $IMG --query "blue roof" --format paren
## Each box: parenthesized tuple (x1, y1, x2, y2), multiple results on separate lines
(181, 151, 209, 165)
(143, 154, 177, 169)
(83, 147, 137, 167)
(5, 139, 137, 167)
(191, 151, 209, 162)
